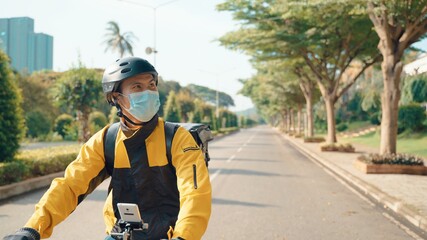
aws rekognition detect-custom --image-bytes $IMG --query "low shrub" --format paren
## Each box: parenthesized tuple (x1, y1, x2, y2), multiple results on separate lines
(26, 110, 52, 139)
(304, 137, 326, 143)
(21, 152, 77, 177)
(54, 114, 74, 139)
(17, 145, 80, 177)
(218, 127, 239, 134)
(320, 143, 355, 152)
(0, 161, 28, 186)
(293, 133, 304, 138)
(398, 104, 426, 131)
(358, 153, 425, 166)
(89, 111, 108, 134)
(0, 145, 80, 186)
(369, 112, 381, 125)
(336, 123, 348, 132)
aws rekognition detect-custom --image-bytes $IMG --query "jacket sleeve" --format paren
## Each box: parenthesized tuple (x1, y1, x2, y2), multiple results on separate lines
(24, 127, 110, 238)
(171, 127, 212, 240)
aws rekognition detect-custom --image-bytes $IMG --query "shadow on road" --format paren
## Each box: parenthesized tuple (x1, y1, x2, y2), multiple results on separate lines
(212, 198, 276, 208)
(209, 145, 245, 149)
(210, 157, 279, 163)
(86, 189, 109, 202)
(209, 168, 299, 177)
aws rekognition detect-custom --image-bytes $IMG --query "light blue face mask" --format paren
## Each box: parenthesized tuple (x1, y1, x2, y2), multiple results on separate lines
(123, 90, 160, 122)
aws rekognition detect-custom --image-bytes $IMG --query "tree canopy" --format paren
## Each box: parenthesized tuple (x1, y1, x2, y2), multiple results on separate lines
(187, 84, 235, 108)
(218, 0, 381, 142)
(0, 51, 24, 162)
(103, 21, 138, 57)
(54, 67, 102, 142)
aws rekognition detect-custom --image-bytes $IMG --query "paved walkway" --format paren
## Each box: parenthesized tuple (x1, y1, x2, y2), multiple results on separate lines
(280, 132, 427, 234)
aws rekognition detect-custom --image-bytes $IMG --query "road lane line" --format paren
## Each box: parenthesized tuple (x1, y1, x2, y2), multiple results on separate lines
(210, 169, 222, 182)
(246, 134, 256, 144)
(210, 131, 258, 183)
(227, 155, 235, 163)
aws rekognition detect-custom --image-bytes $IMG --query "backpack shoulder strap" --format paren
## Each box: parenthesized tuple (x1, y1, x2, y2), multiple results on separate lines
(103, 122, 120, 176)
(164, 121, 179, 166)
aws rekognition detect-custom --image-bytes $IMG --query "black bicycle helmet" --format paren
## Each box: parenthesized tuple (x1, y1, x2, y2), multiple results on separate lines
(102, 57, 158, 104)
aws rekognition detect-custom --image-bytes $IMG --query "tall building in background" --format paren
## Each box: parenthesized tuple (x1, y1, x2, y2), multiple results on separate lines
(34, 33, 53, 71)
(0, 17, 53, 73)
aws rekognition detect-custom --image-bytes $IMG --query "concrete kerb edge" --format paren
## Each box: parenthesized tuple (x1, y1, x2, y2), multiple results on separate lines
(280, 133, 427, 233)
(0, 171, 64, 201)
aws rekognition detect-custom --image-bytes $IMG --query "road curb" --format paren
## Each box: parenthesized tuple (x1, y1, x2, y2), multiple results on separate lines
(282, 134, 427, 233)
(0, 172, 64, 201)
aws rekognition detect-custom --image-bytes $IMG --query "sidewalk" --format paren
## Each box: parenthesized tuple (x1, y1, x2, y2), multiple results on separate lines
(280, 133, 427, 233)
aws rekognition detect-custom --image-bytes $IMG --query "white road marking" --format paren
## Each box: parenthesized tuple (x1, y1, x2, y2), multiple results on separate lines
(210, 169, 222, 182)
(227, 155, 235, 163)
(246, 134, 256, 144)
(210, 132, 257, 182)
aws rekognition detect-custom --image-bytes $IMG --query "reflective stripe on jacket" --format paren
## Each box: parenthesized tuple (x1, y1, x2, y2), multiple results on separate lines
(25, 117, 212, 240)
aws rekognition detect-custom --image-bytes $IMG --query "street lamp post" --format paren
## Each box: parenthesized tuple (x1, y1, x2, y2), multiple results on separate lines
(118, 0, 182, 67)
(198, 68, 235, 120)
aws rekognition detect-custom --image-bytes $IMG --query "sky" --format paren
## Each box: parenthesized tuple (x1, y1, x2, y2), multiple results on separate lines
(0, 0, 255, 111)
(1, 0, 427, 112)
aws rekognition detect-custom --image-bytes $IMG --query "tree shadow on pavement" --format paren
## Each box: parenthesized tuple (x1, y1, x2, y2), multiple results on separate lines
(212, 198, 276, 208)
(209, 168, 301, 177)
(210, 157, 279, 163)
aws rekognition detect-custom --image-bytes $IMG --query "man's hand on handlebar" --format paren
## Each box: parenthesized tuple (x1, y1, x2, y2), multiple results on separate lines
(3, 228, 40, 240)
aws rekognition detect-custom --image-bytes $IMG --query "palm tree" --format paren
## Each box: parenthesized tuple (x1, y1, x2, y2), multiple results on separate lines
(103, 21, 138, 57)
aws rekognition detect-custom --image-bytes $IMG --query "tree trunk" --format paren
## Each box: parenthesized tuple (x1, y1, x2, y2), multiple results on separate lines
(379, 56, 402, 154)
(290, 109, 295, 133)
(280, 111, 287, 132)
(324, 97, 337, 143)
(305, 96, 314, 137)
(82, 111, 91, 143)
(297, 104, 302, 135)
(77, 110, 91, 143)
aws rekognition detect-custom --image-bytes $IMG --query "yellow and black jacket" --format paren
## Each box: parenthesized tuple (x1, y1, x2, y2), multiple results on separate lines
(24, 116, 212, 239)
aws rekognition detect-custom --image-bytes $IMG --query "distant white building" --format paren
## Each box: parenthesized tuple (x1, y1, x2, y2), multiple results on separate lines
(403, 53, 427, 76)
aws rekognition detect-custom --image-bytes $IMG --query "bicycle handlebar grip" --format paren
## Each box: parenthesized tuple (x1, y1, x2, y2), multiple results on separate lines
(3, 228, 40, 240)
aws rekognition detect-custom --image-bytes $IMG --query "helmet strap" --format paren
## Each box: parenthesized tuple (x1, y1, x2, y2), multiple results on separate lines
(122, 114, 144, 126)
(114, 101, 144, 126)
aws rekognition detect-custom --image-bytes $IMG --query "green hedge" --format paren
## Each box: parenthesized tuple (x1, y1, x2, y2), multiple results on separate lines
(20, 152, 77, 177)
(0, 161, 28, 186)
(0, 145, 80, 186)
(398, 104, 426, 131)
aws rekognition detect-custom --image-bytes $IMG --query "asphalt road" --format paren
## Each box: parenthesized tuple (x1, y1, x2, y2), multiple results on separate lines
(0, 126, 419, 239)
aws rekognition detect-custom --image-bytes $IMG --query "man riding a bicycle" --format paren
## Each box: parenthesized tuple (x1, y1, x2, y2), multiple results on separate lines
(4, 57, 212, 240)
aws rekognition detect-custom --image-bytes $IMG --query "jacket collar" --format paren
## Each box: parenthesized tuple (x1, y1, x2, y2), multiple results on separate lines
(121, 114, 159, 140)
